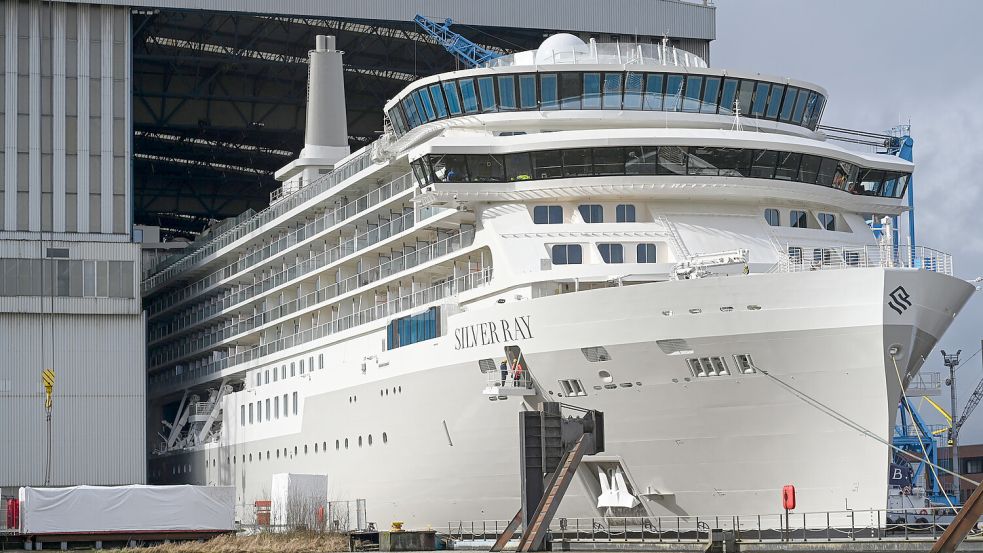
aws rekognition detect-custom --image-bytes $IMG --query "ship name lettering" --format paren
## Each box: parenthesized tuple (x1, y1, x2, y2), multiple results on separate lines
(454, 315, 532, 350)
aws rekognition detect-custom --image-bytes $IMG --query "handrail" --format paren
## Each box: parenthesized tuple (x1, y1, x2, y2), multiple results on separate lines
(142, 147, 376, 292)
(777, 244, 952, 276)
(147, 267, 493, 395)
(148, 230, 477, 366)
(146, 173, 415, 318)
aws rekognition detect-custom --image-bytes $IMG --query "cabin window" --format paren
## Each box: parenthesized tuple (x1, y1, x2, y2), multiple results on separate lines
(505, 152, 533, 181)
(602, 72, 623, 110)
(643, 74, 664, 110)
(578, 204, 603, 223)
(241, 405, 245, 426)
(616, 204, 636, 223)
(559, 72, 582, 109)
(532, 150, 563, 179)
(563, 149, 593, 177)
(764, 209, 780, 227)
(551, 244, 583, 265)
(533, 206, 563, 225)
(467, 155, 506, 182)
(775, 152, 802, 181)
(623, 72, 644, 109)
(582, 72, 601, 109)
(540, 73, 558, 110)
(249, 403, 254, 424)
(283, 394, 289, 417)
(818, 213, 836, 231)
(598, 243, 624, 264)
(798, 155, 823, 184)
(625, 146, 659, 175)
(637, 244, 658, 263)
(787, 246, 803, 264)
(594, 147, 626, 175)
(274, 396, 280, 419)
(790, 210, 808, 228)
(292, 392, 298, 415)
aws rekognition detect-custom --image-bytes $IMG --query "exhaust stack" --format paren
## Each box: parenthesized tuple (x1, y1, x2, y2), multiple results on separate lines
(275, 35, 351, 185)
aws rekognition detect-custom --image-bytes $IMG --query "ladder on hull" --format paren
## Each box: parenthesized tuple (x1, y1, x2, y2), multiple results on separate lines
(490, 435, 589, 552)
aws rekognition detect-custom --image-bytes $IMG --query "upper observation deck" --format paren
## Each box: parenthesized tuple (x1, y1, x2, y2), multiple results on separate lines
(385, 35, 828, 138)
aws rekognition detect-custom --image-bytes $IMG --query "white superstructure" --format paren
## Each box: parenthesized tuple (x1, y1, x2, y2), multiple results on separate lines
(142, 35, 974, 528)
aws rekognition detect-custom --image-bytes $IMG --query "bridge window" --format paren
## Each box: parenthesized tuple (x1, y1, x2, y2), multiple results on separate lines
(790, 210, 808, 229)
(750, 150, 778, 179)
(750, 81, 769, 117)
(625, 146, 659, 175)
(857, 169, 885, 196)
(598, 243, 624, 264)
(477, 76, 497, 112)
(551, 244, 582, 265)
(764, 209, 780, 227)
(616, 204, 636, 223)
(387, 306, 440, 350)
(664, 74, 684, 111)
(637, 243, 658, 263)
(766, 83, 785, 118)
(719, 78, 738, 114)
(594, 148, 626, 175)
(791, 88, 811, 124)
(533, 150, 563, 179)
(563, 149, 593, 177)
(798, 155, 822, 184)
(506, 152, 533, 181)
(779, 86, 798, 121)
(467, 154, 506, 182)
(658, 146, 688, 175)
(533, 205, 563, 224)
(417, 89, 436, 121)
(775, 152, 802, 181)
(578, 204, 603, 223)
(818, 213, 836, 231)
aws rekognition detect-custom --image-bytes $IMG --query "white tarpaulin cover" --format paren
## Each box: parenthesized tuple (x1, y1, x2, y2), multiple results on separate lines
(18, 485, 235, 534)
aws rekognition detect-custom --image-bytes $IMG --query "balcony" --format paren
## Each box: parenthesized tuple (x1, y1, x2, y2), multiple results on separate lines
(778, 244, 952, 276)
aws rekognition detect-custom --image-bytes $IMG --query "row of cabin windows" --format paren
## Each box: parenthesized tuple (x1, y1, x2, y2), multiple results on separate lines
(552, 243, 658, 265)
(387, 70, 826, 135)
(413, 146, 909, 199)
(534, 204, 636, 224)
(764, 208, 837, 231)
(241, 391, 299, 425)
(255, 354, 326, 387)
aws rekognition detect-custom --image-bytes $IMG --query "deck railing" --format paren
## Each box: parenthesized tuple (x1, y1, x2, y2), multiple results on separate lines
(142, 147, 376, 292)
(148, 267, 493, 395)
(777, 244, 952, 276)
(148, 230, 477, 365)
(146, 172, 414, 315)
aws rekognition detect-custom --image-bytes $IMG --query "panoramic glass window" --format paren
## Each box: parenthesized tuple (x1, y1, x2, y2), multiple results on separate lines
(598, 243, 624, 263)
(419, 146, 907, 198)
(616, 204, 636, 223)
(790, 210, 808, 228)
(393, 72, 827, 136)
(578, 204, 603, 223)
(533, 205, 563, 224)
(551, 244, 583, 265)
(637, 243, 658, 263)
(764, 208, 780, 227)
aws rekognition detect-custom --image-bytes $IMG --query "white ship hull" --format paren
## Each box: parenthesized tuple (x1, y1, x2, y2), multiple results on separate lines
(151, 267, 973, 528)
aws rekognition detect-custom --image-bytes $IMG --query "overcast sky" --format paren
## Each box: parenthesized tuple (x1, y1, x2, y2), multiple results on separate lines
(712, 1, 983, 440)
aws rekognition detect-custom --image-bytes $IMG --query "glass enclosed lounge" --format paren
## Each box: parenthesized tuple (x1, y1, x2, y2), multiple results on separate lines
(412, 145, 909, 199)
(388, 71, 826, 135)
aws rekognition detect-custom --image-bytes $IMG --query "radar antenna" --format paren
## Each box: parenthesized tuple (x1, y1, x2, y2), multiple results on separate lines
(731, 98, 743, 132)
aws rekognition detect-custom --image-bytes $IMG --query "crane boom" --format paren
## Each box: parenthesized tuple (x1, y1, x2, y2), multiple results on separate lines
(413, 14, 502, 68)
(954, 377, 983, 440)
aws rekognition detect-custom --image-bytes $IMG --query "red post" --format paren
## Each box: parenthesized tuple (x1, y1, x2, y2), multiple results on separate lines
(782, 485, 795, 541)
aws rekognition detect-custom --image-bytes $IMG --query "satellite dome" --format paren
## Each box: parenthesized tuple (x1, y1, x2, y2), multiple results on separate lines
(535, 33, 589, 65)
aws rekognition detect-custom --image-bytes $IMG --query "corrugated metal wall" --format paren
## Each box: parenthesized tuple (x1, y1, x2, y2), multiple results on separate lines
(0, 312, 146, 487)
(0, 0, 131, 235)
(65, 0, 716, 40)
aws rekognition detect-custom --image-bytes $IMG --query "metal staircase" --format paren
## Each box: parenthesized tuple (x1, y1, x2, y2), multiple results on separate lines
(517, 435, 589, 552)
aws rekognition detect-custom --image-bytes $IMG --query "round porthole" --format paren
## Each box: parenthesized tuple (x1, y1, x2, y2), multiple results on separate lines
(382, 432, 388, 444)
(598, 370, 613, 383)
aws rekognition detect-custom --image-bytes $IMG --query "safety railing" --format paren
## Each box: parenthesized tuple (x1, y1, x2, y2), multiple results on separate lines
(447, 508, 983, 545)
(484, 370, 534, 391)
(148, 267, 493, 395)
(142, 147, 376, 292)
(777, 244, 952, 276)
(146, 172, 414, 316)
(148, 230, 477, 367)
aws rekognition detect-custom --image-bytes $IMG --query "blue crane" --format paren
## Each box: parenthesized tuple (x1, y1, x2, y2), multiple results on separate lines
(413, 14, 502, 68)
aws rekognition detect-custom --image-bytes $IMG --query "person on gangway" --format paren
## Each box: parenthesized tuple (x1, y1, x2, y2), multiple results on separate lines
(513, 360, 524, 387)
(500, 360, 509, 387)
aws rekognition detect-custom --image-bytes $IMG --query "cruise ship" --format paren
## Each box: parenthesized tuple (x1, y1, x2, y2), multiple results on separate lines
(143, 33, 975, 528)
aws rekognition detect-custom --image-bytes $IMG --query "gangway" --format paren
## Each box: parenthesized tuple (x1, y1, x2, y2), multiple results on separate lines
(491, 403, 604, 552)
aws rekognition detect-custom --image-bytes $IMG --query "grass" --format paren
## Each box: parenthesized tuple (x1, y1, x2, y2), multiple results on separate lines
(129, 531, 349, 553)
